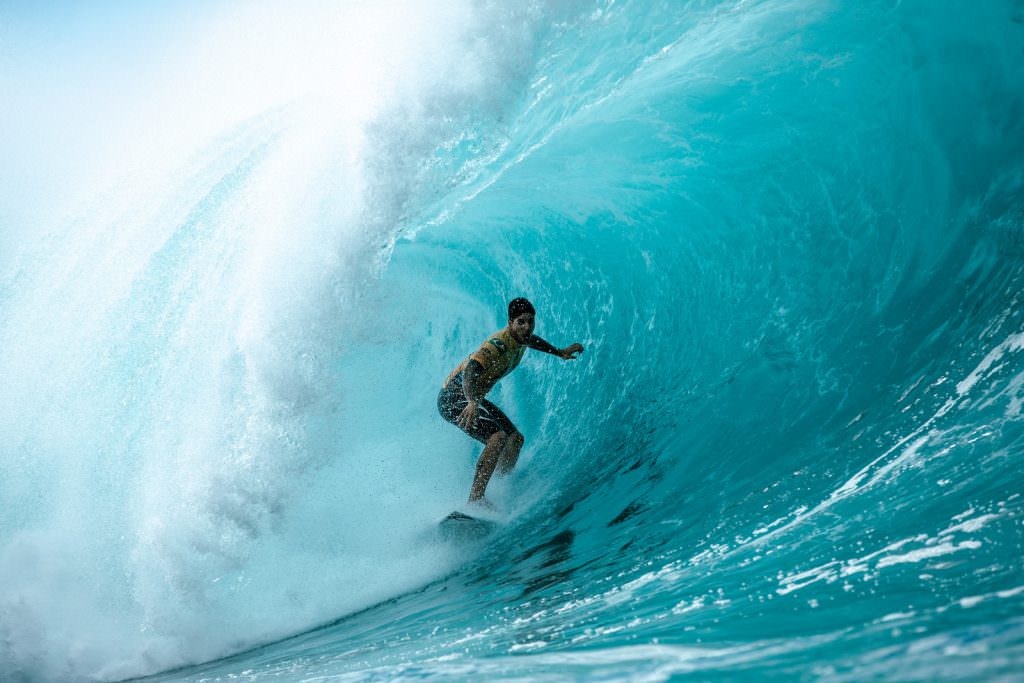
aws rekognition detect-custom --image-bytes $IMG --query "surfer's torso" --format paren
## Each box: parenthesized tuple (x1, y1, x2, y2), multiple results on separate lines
(443, 327, 526, 396)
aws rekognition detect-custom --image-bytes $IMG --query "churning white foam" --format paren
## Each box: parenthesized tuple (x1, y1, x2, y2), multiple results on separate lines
(0, 1, 549, 680)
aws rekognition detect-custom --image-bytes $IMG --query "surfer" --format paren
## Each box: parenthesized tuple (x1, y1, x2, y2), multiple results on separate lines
(438, 297, 584, 507)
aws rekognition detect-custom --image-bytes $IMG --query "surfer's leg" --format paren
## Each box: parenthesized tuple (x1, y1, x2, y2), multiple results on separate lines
(473, 400, 521, 475)
(456, 396, 519, 500)
(496, 431, 524, 475)
(473, 399, 521, 476)
(469, 430, 508, 501)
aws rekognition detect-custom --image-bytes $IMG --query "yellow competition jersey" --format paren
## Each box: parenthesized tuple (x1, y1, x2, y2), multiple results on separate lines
(443, 328, 527, 396)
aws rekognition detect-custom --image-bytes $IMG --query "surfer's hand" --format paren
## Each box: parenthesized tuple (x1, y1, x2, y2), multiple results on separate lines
(457, 400, 479, 429)
(559, 343, 584, 360)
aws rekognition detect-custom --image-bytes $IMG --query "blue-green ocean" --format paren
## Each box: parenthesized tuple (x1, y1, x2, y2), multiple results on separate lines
(1, 1, 1023, 680)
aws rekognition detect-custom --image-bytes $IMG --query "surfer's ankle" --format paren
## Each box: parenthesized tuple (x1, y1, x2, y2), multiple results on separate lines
(469, 497, 496, 511)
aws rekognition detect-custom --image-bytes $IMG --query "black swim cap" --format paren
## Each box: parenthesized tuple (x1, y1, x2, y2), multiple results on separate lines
(508, 297, 535, 320)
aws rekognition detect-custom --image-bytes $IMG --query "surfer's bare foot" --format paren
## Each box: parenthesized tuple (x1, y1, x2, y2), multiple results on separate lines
(468, 497, 497, 512)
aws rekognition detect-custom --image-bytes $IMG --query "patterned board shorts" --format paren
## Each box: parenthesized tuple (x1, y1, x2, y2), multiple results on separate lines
(437, 375, 518, 444)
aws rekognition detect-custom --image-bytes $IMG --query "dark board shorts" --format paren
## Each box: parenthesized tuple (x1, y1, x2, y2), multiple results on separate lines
(437, 375, 518, 444)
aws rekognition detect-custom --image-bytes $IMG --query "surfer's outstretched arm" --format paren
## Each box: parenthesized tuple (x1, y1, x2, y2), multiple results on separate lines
(526, 335, 584, 360)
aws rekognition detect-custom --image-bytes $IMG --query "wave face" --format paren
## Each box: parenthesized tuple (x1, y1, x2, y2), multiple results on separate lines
(2, 0, 1024, 680)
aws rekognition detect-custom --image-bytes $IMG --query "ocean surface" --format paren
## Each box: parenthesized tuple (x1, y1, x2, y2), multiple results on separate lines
(1, 0, 1023, 681)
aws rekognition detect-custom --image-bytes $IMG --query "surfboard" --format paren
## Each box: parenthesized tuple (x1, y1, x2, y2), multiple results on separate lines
(439, 510, 496, 540)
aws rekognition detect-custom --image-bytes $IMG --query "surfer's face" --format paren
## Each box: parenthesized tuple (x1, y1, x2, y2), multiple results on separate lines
(510, 312, 535, 343)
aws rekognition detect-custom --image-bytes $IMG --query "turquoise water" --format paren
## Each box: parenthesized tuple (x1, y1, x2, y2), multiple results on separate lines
(2, 1, 1023, 681)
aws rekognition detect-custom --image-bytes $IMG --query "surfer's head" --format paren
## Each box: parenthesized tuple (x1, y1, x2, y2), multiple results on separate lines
(508, 297, 535, 342)
(508, 297, 535, 320)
